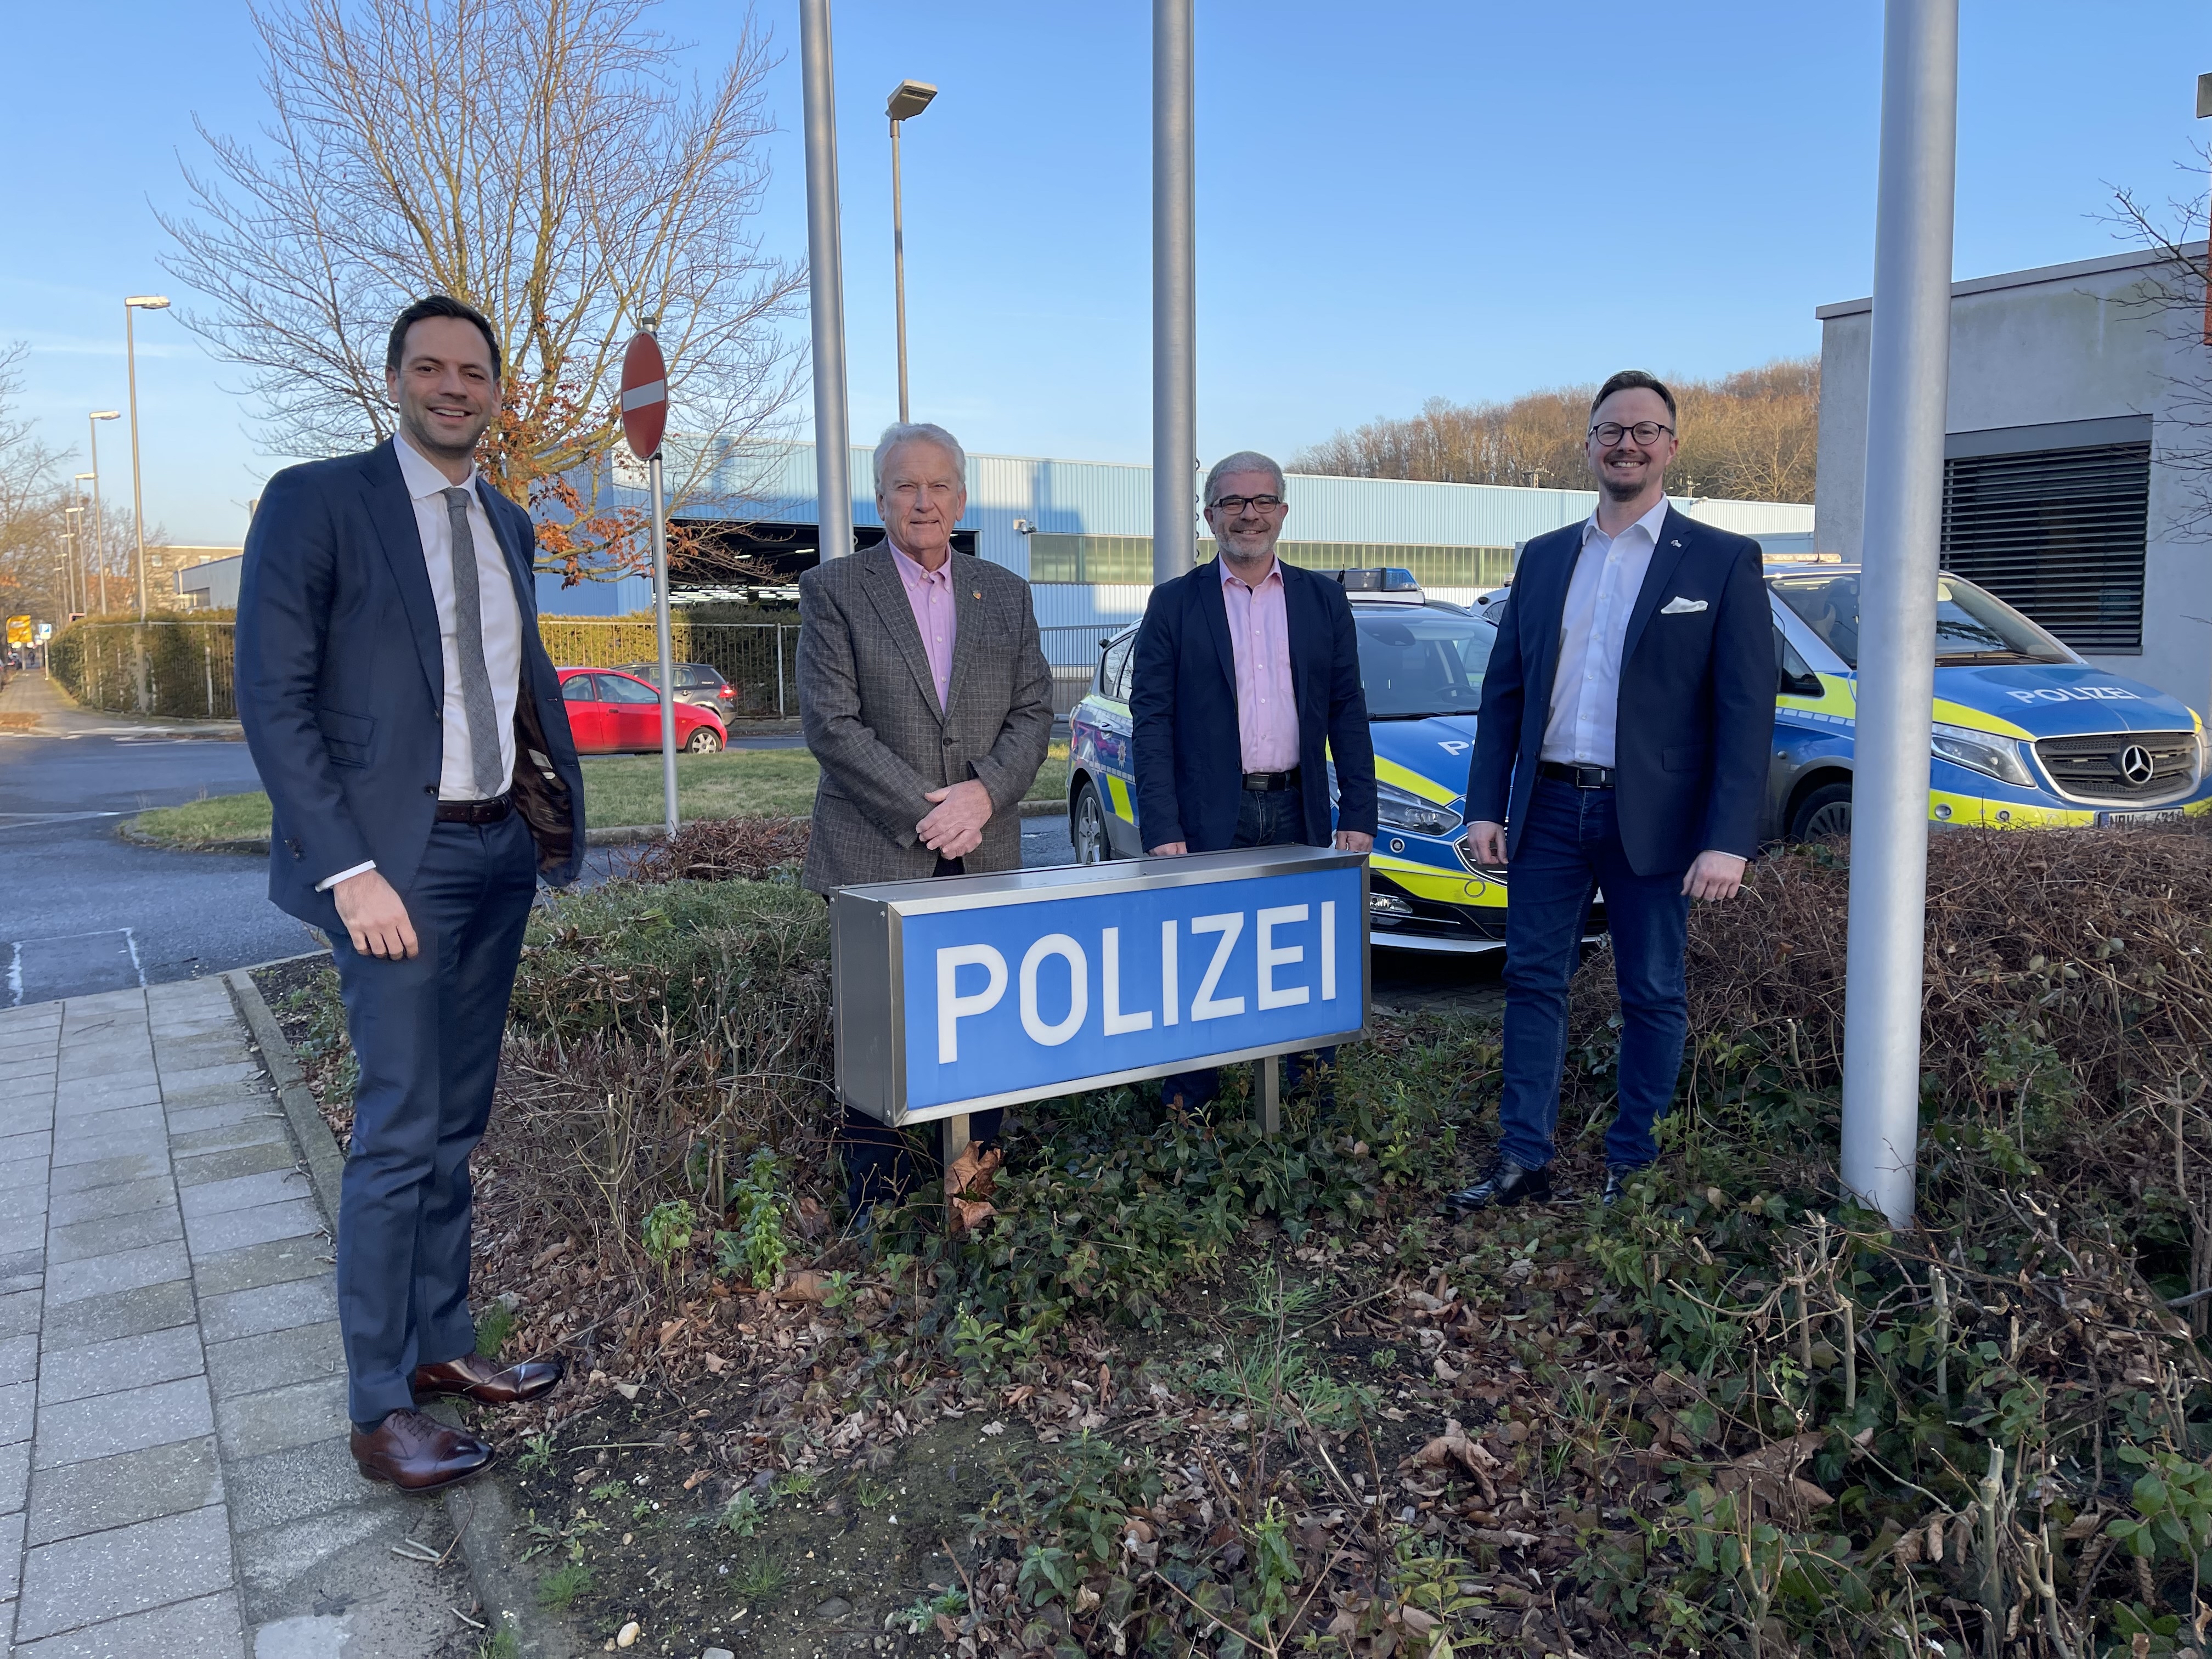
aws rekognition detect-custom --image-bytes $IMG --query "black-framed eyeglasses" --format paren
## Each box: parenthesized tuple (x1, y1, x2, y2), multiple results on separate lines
(1589, 421, 1673, 447)
(1207, 494, 1285, 514)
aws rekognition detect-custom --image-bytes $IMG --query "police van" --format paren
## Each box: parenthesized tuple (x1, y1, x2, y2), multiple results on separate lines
(1065, 564, 2212, 954)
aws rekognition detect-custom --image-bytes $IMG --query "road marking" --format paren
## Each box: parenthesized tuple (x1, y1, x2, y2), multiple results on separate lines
(7, 928, 145, 1007)
(0, 811, 128, 828)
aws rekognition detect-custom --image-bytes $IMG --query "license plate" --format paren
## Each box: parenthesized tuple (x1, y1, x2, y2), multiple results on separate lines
(2099, 808, 2185, 827)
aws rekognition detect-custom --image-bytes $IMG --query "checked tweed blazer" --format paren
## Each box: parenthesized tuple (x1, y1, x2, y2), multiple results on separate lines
(797, 545, 1054, 893)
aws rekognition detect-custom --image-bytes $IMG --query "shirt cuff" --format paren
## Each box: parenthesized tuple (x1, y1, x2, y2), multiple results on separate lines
(316, 860, 376, 893)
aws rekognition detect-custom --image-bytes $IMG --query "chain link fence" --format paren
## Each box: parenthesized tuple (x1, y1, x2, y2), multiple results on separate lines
(50, 619, 239, 720)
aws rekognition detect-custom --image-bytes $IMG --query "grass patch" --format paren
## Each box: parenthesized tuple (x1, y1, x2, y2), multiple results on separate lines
(536, 1561, 593, 1611)
(128, 742, 1068, 847)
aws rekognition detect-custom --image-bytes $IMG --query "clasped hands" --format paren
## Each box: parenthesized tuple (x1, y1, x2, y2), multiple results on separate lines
(1462, 820, 1747, 901)
(918, 778, 994, 861)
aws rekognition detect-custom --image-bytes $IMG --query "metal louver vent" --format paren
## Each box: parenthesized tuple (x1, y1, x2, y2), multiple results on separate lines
(1940, 441, 2149, 653)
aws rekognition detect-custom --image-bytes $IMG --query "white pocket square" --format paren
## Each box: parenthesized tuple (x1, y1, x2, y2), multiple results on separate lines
(1660, 596, 1707, 616)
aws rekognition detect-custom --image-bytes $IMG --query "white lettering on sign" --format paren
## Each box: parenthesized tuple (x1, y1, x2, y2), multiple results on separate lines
(937, 945, 1007, 1062)
(1160, 919, 1179, 1026)
(1019, 934, 1088, 1046)
(1437, 740, 1469, 756)
(1256, 905, 1310, 1010)
(2004, 685, 2140, 704)
(1101, 927, 1153, 1035)
(1189, 913, 1246, 1020)
(1322, 900, 1337, 1001)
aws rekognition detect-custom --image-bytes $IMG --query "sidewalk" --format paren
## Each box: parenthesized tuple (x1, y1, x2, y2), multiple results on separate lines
(0, 670, 242, 741)
(0, 979, 467, 1657)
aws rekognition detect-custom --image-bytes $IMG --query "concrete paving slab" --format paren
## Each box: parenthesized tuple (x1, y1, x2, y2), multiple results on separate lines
(27, 1435, 225, 1547)
(174, 1139, 297, 1190)
(0, 1288, 44, 1340)
(0, 1156, 50, 1195)
(46, 1175, 172, 1228)
(0, 1431, 31, 1516)
(213, 1375, 349, 1460)
(191, 1237, 331, 1299)
(38, 1324, 205, 1407)
(0, 1130, 53, 1166)
(166, 1098, 283, 1136)
(48, 1203, 183, 1266)
(185, 1199, 323, 1259)
(12, 1586, 244, 1658)
(0, 1379, 37, 1445)
(222, 1437, 390, 1534)
(0, 1212, 47, 1256)
(33, 1375, 216, 1469)
(0, 1333, 41, 1388)
(198, 1278, 339, 1346)
(204, 1322, 344, 1404)
(180, 1170, 312, 1220)
(171, 1116, 291, 1158)
(47, 1153, 167, 1196)
(40, 1278, 198, 1352)
(15, 1503, 235, 1640)
(46, 1239, 191, 1306)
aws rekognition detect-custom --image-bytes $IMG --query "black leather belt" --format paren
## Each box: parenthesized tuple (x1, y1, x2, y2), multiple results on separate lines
(434, 793, 512, 824)
(1538, 761, 1615, 789)
(1242, 768, 1301, 792)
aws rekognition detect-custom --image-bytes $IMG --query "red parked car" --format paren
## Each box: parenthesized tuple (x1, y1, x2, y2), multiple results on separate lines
(557, 667, 727, 754)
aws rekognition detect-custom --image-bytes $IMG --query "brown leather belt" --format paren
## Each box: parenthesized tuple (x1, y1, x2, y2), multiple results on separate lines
(433, 793, 512, 824)
(1538, 761, 1615, 789)
(1242, 768, 1301, 792)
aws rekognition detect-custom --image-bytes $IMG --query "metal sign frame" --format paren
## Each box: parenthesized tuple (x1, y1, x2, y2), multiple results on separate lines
(832, 846, 1370, 1126)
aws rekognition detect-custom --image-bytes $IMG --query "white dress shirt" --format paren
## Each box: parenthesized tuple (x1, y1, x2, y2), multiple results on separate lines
(317, 435, 524, 891)
(1539, 496, 1669, 768)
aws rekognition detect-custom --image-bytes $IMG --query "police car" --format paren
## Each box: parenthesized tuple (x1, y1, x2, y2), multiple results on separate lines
(1067, 564, 2212, 955)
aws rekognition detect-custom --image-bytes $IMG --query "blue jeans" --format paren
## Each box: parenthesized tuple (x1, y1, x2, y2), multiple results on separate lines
(329, 815, 539, 1425)
(1497, 776, 1689, 1172)
(1159, 787, 1334, 1111)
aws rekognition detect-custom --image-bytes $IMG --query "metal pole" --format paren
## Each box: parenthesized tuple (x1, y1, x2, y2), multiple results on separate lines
(776, 625, 786, 716)
(126, 306, 148, 623)
(892, 116, 910, 424)
(1840, 0, 1959, 1231)
(1152, 0, 1197, 585)
(649, 452, 679, 839)
(87, 418, 106, 613)
(800, 0, 854, 566)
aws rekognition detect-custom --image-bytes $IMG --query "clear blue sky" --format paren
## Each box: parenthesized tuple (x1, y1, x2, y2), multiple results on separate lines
(1, 1, 2204, 546)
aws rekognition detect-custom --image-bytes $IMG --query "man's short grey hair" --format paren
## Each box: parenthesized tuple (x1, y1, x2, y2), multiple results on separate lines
(876, 421, 967, 482)
(1204, 450, 1285, 505)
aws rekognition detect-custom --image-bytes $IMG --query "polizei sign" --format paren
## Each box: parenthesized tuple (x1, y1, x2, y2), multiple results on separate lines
(830, 847, 1369, 1124)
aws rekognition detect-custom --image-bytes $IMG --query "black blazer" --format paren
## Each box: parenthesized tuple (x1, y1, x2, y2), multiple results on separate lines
(1130, 560, 1378, 852)
(234, 442, 586, 932)
(1465, 506, 1773, 876)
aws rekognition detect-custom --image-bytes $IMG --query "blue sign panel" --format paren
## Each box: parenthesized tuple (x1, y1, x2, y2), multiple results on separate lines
(898, 862, 1364, 1113)
(829, 848, 1369, 1123)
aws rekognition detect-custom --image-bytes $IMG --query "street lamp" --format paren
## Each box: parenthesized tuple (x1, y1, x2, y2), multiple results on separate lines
(88, 412, 119, 613)
(62, 506, 80, 618)
(72, 476, 95, 617)
(885, 78, 937, 423)
(124, 297, 170, 623)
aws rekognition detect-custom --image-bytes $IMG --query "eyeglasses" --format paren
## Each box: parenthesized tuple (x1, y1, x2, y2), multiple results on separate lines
(1589, 421, 1673, 447)
(1207, 494, 1285, 514)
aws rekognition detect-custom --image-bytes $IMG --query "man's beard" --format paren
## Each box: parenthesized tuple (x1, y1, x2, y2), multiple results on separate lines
(1599, 456, 1652, 503)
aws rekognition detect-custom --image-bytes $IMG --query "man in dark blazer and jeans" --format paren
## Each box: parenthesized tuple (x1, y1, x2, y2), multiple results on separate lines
(1131, 450, 1377, 1110)
(236, 295, 585, 1489)
(1452, 371, 1773, 1210)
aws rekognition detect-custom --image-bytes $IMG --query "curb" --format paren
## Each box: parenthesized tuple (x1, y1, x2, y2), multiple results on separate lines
(222, 964, 584, 1659)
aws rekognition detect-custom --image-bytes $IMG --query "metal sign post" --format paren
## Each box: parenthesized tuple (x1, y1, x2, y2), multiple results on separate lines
(800, 0, 854, 564)
(1152, 0, 1195, 586)
(619, 329, 678, 839)
(1839, 0, 1959, 1229)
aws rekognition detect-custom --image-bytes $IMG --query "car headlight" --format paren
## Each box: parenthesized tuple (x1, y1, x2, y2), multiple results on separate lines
(1375, 780, 1460, 837)
(1929, 721, 2037, 789)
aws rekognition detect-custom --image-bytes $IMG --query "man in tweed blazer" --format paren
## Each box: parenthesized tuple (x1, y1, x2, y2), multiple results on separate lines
(798, 422, 1053, 1217)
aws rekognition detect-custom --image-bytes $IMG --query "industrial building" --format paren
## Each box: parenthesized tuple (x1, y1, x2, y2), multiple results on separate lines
(546, 441, 1816, 641)
(1816, 243, 2206, 714)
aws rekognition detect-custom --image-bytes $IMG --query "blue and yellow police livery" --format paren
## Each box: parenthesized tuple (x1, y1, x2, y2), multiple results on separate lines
(1066, 563, 2212, 955)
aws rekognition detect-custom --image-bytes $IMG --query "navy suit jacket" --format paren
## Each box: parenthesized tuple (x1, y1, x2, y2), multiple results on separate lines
(1130, 560, 1378, 852)
(1465, 506, 1773, 876)
(234, 441, 587, 933)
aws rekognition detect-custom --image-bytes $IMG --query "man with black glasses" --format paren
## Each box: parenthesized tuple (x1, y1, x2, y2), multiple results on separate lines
(1451, 372, 1772, 1209)
(1130, 450, 1377, 1112)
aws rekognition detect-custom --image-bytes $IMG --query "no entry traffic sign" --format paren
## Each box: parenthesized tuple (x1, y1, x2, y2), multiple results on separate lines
(619, 331, 668, 461)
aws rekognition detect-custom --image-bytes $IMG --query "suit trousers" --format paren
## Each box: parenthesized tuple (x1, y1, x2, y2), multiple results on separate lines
(836, 856, 1003, 1214)
(1158, 788, 1336, 1111)
(329, 815, 538, 1425)
(1496, 776, 1690, 1172)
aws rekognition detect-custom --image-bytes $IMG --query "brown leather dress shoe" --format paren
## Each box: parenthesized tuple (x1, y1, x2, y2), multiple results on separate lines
(351, 1409, 494, 1492)
(411, 1352, 564, 1406)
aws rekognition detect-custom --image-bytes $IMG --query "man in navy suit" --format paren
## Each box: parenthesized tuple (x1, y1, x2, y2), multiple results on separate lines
(236, 296, 586, 1490)
(1130, 450, 1377, 1110)
(1452, 371, 1773, 1210)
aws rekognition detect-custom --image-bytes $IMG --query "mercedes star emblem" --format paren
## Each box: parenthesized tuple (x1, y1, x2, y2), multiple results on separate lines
(2117, 743, 2156, 787)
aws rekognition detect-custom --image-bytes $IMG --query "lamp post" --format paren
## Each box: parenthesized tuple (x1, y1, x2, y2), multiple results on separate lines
(124, 297, 170, 624)
(88, 412, 119, 613)
(2198, 72, 2211, 345)
(885, 78, 937, 424)
(799, 0, 853, 564)
(62, 506, 81, 618)
(72, 476, 95, 617)
(1152, 0, 1197, 585)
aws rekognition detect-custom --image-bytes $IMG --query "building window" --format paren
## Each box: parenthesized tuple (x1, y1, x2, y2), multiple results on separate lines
(1028, 535, 1514, 589)
(1940, 439, 2150, 654)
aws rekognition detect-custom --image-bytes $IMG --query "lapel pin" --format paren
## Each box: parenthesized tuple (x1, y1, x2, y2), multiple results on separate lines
(1671, 538, 1682, 547)
(972, 590, 981, 600)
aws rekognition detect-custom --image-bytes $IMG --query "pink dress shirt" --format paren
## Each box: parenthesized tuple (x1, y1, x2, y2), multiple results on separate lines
(889, 540, 957, 710)
(1219, 557, 1300, 772)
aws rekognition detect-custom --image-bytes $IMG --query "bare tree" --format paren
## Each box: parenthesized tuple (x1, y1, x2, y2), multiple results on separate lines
(1293, 357, 1821, 504)
(2104, 142, 2212, 537)
(0, 342, 72, 625)
(160, 0, 806, 583)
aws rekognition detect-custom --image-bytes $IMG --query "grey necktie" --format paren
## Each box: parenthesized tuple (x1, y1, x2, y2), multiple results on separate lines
(441, 486, 506, 797)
